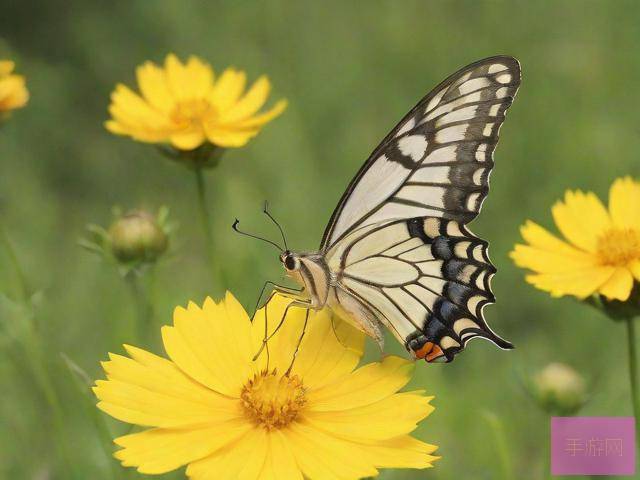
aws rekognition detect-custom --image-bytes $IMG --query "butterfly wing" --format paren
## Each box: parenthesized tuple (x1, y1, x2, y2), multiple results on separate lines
(328, 217, 511, 362)
(320, 55, 521, 251)
(323, 56, 521, 362)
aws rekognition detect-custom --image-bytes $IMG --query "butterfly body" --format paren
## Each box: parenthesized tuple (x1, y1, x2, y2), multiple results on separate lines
(277, 56, 521, 363)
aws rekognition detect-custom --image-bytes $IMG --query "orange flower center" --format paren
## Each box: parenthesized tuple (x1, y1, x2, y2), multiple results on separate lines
(596, 228, 640, 266)
(240, 371, 306, 430)
(170, 99, 215, 127)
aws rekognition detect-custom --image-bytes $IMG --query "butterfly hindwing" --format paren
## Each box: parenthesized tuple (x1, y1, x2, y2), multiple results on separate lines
(328, 216, 511, 362)
(321, 56, 521, 250)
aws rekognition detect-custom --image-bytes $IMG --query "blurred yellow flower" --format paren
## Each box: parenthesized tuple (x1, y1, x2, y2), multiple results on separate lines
(94, 293, 438, 479)
(105, 54, 287, 150)
(0, 60, 29, 115)
(511, 177, 640, 301)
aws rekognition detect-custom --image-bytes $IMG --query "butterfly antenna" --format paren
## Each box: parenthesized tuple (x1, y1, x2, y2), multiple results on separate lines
(263, 201, 289, 251)
(232, 219, 283, 252)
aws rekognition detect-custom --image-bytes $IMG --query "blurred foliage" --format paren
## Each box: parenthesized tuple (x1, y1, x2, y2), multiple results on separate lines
(0, 1, 638, 479)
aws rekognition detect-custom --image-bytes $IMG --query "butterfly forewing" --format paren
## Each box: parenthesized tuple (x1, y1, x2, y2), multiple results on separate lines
(323, 56, 520, 362)
(321, 56, 521, 250)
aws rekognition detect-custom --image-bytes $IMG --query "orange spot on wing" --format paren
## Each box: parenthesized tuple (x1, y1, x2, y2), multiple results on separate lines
(414, 342, 434, 359)
(426, 345, 444, 362)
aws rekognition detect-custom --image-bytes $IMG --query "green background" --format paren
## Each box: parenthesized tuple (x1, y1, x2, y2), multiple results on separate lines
(0, 0, 637, 478)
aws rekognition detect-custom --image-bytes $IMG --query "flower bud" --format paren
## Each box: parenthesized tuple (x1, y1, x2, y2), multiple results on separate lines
(532, 362, 587, 415)
(108, 210, 168, 263)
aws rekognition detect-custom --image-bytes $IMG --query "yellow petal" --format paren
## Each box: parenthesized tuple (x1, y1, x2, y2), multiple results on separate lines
(629, 260, 640, 281)
(209, 68, 247, 111)
(258, 431, 303, 480)
(113, 419, 250, 474)
(250, 295, 364, 386)
(169, 128, 206, 150)
(229, 100, 287, 129)
(519, 220, 593, 258)
(185, 429, 269, 480)
(510, 244, 597, 274)
(598, 267, 634, 301)
(184, 55, 215, 98)
(204, 127, 257, 147)
(285, 423, 379, 480)
(136, 61, 175, 113)
(551, 190, 610, 253)
(524, 266, 615, 299)
(357, 435, 438, 470)
(609, 176, 640, 230)
(0, 60, 15, 76)
(304, 391, 434, 441)
(94, 348, 239, 428)
(306, 356, 413, 411)
(0, 75, 29, 110)
(220, 76, 271, 123)
(161, 295, 253, 397)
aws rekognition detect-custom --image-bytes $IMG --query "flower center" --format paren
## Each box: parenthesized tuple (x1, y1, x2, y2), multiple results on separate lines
(170, 99, 215, 126)
(240, 371, 306, 430)
(596, 227, 640, 266)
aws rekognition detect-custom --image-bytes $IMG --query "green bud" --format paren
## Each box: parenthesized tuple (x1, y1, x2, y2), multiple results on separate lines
(108, 210, 168, 263)
(532, 362, 587, 415)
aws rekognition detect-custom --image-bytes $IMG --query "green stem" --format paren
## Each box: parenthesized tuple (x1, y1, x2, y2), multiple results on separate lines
(626, 318, 640, 441)
(22, 321, 76, 477)
(194, 167, 219, 289)
(482, 412, 512, 480)
(125, 273, 153, 345)
(0, 221, 29, 302)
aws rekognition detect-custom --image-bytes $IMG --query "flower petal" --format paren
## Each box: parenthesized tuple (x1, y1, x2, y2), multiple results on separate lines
(136, 61, 175, 113)
(306, 356, 413, 411)
(161, 295, 253, 397)
(303, 391, 434, 441)
(204, 127, 258, 147)
(113, 419, 250, 474)
(258, 431, 303, 480)
(285, 423, 379, 480)
(185, 429, 269, 480)
(551, 190, 611, 253)
(229, 100, 287, 129)
(251, 295, 364, 387)
(94, 347, 239, 428)
(220, 76, 271, 123)
(524, 266, 615, 299)
(356, 435, 438, 470)
(0, 60, 15, 76)
(169, 128, 206, 150)
(609, 176, 640, 230)
(629, 260, 640, 281)
(209, 68, 247, 112)
(598, 267, 634, 301)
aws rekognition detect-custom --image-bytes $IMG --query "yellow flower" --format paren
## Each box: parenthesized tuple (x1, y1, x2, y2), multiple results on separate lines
(511, 176, 640, 301)
(94, 292, 438, 479)
(0, 60, 29, 115)
(105, 54, 287, 150)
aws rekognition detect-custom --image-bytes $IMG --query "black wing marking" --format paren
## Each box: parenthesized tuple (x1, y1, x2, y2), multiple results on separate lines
(321, 56, 521, 251)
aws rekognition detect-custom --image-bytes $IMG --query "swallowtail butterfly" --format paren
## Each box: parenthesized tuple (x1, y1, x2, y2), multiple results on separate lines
(247, 56, 521, 363)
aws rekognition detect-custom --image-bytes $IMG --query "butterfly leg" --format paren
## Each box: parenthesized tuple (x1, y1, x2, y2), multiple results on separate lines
(253, 294, 312, 366)
(285, 307, 310, 376)
(251, 280, 302, 320)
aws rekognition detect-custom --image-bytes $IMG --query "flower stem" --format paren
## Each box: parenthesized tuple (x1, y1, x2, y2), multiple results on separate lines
(626, 318, 640, 439)
(0, 221, 29, 302)
(194, 167, 220, 289)
(125, 272, 154, 344)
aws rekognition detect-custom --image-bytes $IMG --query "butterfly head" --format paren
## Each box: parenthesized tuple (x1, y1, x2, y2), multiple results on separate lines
(280, 250, 300, 272)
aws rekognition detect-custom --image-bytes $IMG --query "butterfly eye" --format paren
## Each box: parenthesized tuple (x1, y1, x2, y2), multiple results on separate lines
(284, 255, 297, 271)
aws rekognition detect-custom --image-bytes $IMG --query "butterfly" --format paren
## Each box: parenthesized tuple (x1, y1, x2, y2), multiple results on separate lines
(238, 56, 521, 363)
